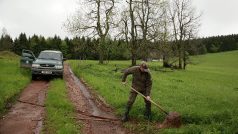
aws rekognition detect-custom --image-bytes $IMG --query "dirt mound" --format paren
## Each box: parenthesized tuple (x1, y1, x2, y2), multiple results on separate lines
(0, 51, 19, 59)
(158, 112, 182, 129)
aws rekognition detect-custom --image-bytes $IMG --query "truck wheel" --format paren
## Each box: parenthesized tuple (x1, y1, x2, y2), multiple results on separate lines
(32, 74, 37, 80)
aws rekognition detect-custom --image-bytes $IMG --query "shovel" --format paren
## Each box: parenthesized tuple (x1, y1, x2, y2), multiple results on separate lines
(125, 84, 182, 128)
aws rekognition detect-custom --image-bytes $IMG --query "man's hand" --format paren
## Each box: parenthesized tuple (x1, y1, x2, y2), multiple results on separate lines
(146, 96, 151, 101)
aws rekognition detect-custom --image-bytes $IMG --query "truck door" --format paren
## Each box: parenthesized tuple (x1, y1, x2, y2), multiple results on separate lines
(20, 49, 36, 68)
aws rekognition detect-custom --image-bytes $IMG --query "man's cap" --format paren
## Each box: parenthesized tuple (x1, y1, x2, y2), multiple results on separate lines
(140, 61, 149, 72)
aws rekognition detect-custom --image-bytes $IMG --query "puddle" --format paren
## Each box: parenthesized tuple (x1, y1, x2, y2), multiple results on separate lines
(69, 68, 103, 116)
(34, 120, 43, 134)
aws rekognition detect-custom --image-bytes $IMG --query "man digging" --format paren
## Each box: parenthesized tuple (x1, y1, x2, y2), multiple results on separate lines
(121, 61, 152, 122)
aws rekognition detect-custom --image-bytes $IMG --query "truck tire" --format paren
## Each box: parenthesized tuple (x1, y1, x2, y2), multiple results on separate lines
(32, 74, 37, 80)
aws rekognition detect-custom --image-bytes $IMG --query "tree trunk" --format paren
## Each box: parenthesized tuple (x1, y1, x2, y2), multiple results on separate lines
(98, 38, 105, 64)
(99, 51, 104, 64)
(183, 56, 186, 69)
(178, 44, 182, 69)
(129, 0, 137, 66)
(183, 43, 187, 70)
(131, 52, 137, 66)
(163, 55, 170, 68)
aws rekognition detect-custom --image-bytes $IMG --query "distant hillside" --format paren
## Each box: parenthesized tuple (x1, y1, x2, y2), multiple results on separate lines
(193, 50, 238, 65)
(0, 51, 19, 59)
(190, 50, 238, 76)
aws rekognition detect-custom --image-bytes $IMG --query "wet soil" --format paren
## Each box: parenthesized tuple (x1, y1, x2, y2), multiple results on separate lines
(158, 112, 182, 129)
(0, 80, 49, 134)
(64, 64, 128, 134)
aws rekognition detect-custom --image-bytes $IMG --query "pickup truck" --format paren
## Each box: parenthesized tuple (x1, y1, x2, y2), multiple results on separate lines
(20, 49, 65, 80)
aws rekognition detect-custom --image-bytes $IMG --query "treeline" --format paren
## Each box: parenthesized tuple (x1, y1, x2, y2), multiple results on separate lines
(0, 33, 130, 60)
(0, 32, 238, 60)
(193, 34, 238, 54)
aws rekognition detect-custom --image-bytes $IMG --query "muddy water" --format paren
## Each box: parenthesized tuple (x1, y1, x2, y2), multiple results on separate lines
(69, 68, 106, 116)
(65, 64, 127, 134)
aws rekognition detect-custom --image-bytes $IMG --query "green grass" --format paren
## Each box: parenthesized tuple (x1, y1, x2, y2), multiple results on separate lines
(68, 50, 238, 133)
(0, 51, 31, 116)
(44, 79, 80, 134)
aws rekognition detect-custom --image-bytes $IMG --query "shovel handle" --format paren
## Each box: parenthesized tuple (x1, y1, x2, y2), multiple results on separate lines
(127, 85, 168, 115)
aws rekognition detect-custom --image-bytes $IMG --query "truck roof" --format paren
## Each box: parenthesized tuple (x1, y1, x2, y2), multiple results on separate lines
(41, 50, 62, 53)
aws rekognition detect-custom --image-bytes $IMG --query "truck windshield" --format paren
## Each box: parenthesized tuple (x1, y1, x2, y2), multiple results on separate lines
(38, 52, 62, 61)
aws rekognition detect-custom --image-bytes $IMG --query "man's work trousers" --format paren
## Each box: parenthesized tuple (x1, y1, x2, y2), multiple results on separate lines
(126, 90, 151, 112)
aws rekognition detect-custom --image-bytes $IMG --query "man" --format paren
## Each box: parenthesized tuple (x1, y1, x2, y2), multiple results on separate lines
(121, 61, 152, 122)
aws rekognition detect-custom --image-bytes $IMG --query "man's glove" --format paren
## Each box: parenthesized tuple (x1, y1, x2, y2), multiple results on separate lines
(146, 96, 151, 101)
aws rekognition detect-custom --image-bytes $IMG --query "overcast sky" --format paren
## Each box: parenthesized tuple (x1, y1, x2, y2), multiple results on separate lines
(0, 0, 238, 39)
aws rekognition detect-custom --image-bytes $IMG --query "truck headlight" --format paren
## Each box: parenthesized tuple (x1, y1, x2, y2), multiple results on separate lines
(32, 64, 40, 68)
(55, 65, 63, 69)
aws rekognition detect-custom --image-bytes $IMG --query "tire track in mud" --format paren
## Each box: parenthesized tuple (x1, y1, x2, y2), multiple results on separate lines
(65, 64, 128, 134)
(0, 80, 49, 134)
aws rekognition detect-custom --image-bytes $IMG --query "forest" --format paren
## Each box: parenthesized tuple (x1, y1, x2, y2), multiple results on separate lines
(0, 32, 238, 60)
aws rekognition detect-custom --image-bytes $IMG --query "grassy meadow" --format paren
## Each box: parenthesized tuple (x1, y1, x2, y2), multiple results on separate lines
(44, 79, 80, 134)
(68, 50, 238, 133)
(0, 51, 31, 116)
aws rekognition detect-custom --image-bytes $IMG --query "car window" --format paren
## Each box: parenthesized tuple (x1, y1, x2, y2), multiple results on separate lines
(38, 52, 62, 60)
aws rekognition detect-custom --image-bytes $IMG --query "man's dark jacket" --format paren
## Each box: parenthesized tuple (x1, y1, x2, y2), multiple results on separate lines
(122, 66, 152, 96)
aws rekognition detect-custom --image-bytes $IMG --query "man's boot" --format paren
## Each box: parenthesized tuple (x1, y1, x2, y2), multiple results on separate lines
(122, 106, 130, 122)
(144, 103, 152, 121)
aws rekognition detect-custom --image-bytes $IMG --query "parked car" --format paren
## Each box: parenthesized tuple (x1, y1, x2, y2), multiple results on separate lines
(20, 50, 65, 80)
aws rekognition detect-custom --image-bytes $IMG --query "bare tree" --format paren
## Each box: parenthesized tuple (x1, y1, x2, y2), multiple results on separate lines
(169, 0, 201, 69)
(1, 27, 8, 37)
(158, 2, 173, 67)
(128, 0, 138, 65)
(134, 0, 161, 61)
(117, 0, 138, 66)
(118, 0, 162, 65)
(119, 10, 130, 51)
(65, 0, 115, 64)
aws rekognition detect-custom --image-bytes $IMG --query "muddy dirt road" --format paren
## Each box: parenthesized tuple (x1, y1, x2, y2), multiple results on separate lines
(65, 64, 127, 134)
(0, 81, 48, 134)
(0, 64, 128, 134)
